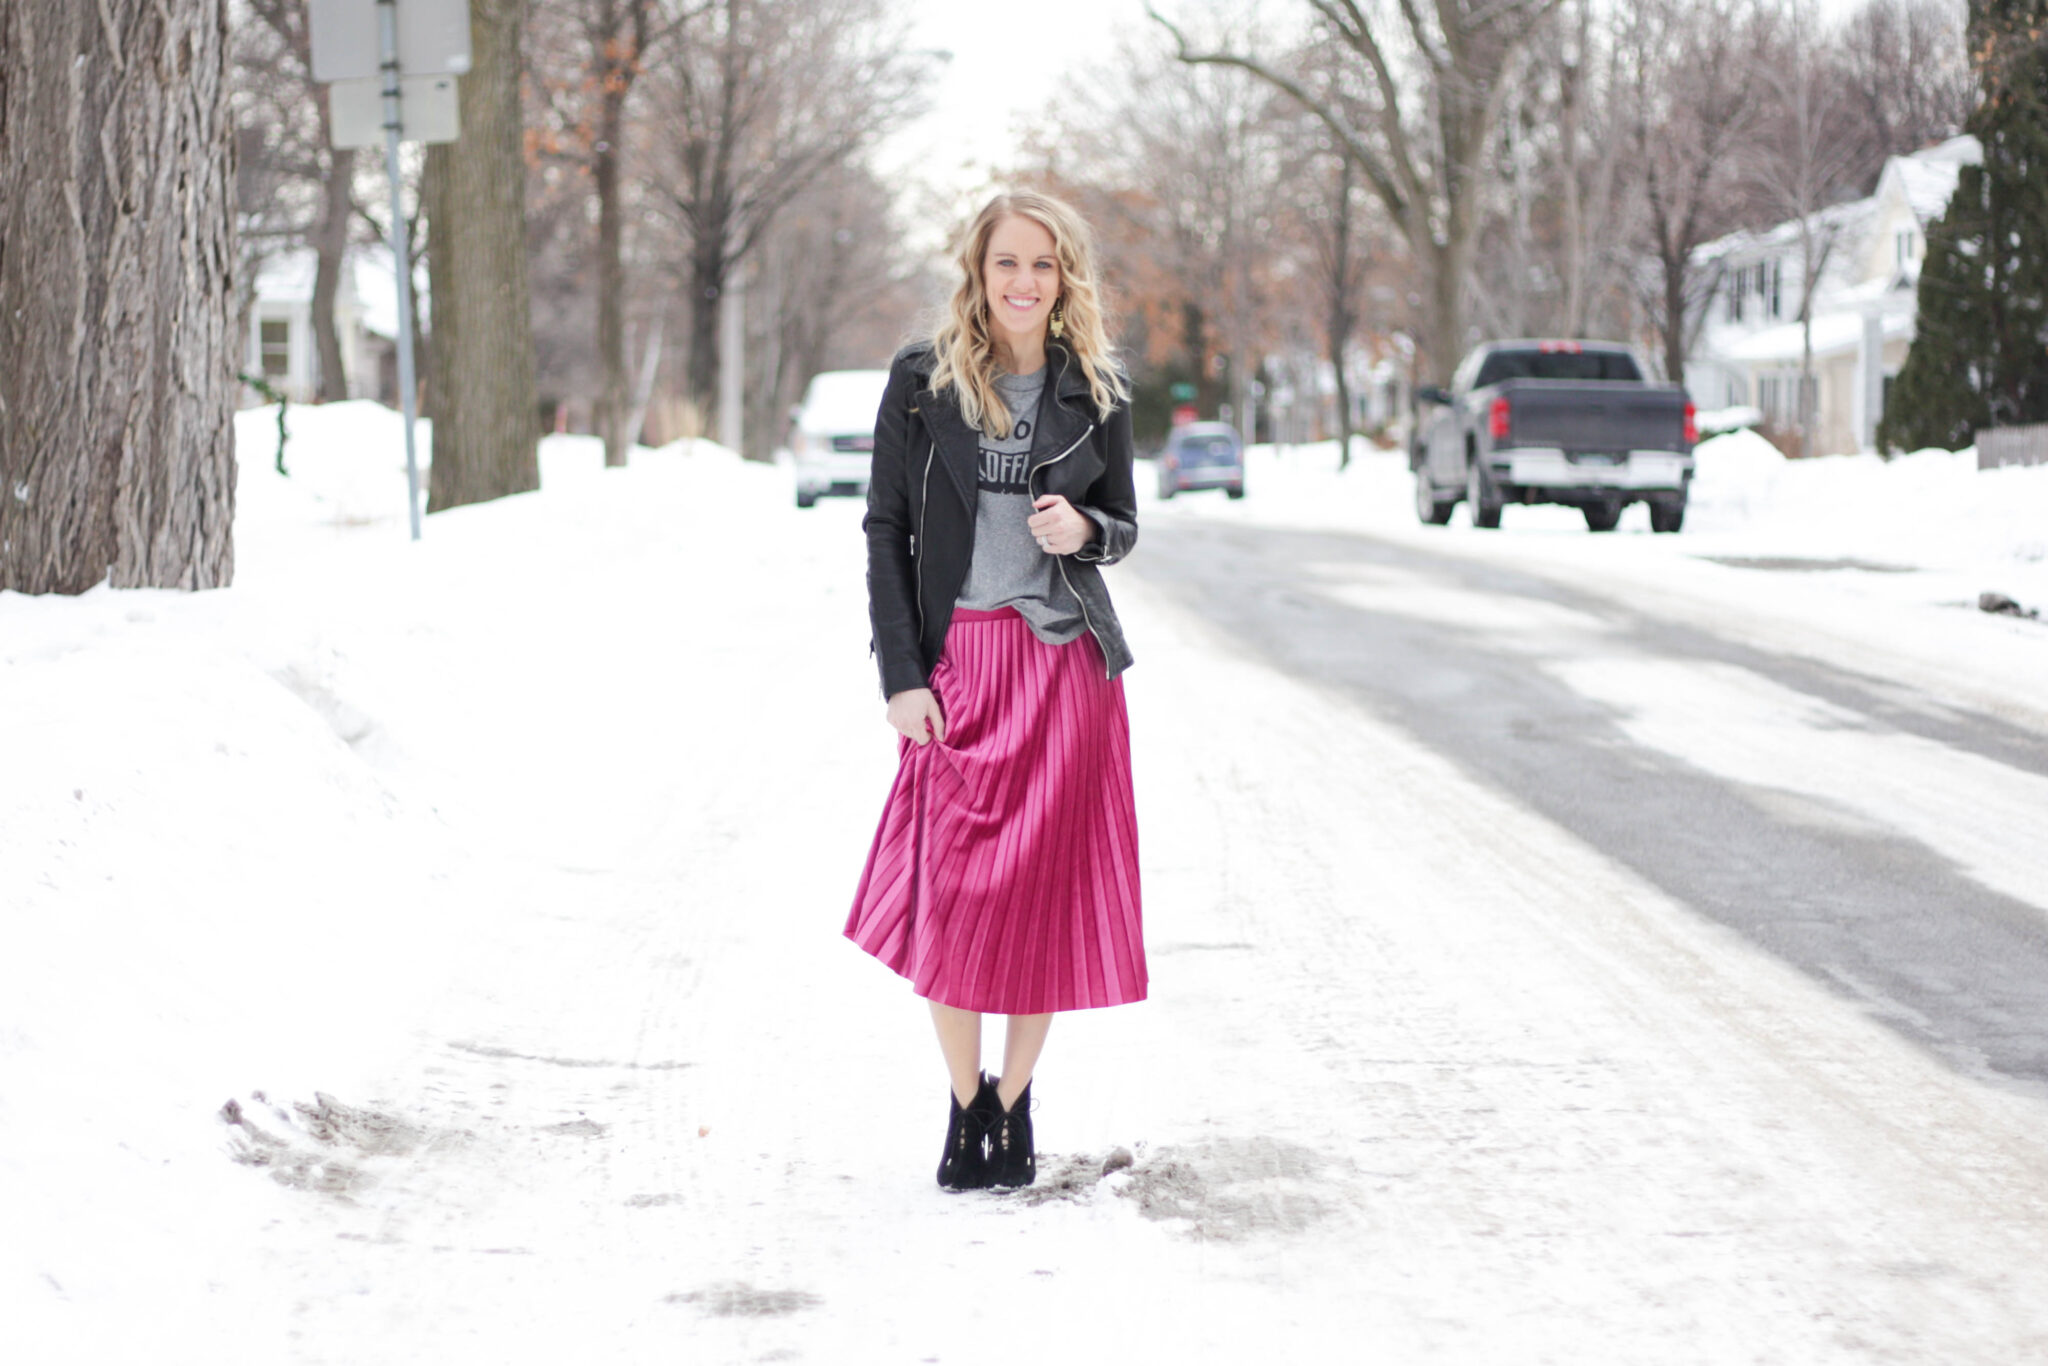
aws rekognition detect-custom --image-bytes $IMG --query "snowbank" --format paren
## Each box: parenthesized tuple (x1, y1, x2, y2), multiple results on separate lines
(2, 411, 778, 1354)
(1142, 430, 2048, 729)
(1166, 429, 2047, 601)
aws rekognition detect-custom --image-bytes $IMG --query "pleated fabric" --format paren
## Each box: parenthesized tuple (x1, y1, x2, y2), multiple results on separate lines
(845, 607, 1146, 1014)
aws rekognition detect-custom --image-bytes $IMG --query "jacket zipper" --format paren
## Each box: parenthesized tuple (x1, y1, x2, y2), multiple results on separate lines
(913, 407, 931, 643)
(1028, 423, 1107, 676)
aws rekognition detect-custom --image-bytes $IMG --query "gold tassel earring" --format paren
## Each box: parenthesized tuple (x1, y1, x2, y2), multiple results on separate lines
(1049, 299, 1066, 340)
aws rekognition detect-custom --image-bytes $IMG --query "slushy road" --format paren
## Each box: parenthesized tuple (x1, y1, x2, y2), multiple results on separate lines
(1131, 514, 2048, 1094)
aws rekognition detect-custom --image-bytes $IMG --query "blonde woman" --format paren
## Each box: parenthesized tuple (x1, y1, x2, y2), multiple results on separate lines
(845, 191, 1146, 1191)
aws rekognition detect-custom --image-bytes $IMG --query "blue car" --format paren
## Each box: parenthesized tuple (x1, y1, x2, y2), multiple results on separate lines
(1157, 422, 1244, 500)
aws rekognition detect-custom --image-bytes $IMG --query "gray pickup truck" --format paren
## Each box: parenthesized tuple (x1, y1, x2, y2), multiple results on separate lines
(1411, 340, 1696, 533)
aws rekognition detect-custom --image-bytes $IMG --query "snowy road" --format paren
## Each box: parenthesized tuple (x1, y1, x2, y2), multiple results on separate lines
(14, 428, 2048, 1363)
(1134, 515, 2048, 1093)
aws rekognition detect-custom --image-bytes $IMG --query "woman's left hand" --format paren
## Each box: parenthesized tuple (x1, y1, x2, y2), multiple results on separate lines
(1027, 495, 1098, 556)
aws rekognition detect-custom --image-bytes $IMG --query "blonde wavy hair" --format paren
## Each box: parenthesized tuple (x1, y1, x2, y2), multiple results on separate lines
(928, 191, 1128, 439)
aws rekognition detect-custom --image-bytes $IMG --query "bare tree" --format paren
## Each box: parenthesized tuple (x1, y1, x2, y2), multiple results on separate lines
(424, 0, 541, 511)
(1, 0, 239, 593)
(739, 160, 932, 462)
(647, 0, 926, 429)
(1476, 0, 1641, 341)
(1746, 0, 1872, 456)
(1835, 0, 1975, 180)
(1151, 0, 1562, 383)
(528, 0, 690, 464)
(522, 139, 607, 430)
(1628, 0, 1774, 383)
(229, 3, 321, 352)
(1282, 146, 1373, 465)
(1320, 154, 1366, 465)
(1044, 41, 1295, 436)
(589, 1, 663, 462)
(239, 0, 358, 402)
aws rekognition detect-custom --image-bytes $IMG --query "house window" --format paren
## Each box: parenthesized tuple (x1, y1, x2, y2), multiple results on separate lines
(260, 319, 290, 378)
(1763, 259, 1782, 321)
(1896, 228, 1916, 269)
(1758, 372, 1802, 425)
(1729, 266, 1746, 323)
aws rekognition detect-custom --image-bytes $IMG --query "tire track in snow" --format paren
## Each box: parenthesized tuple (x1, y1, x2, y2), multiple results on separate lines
(1113, 563, 2048, 1362)
(1135, 519, 2048, 1092)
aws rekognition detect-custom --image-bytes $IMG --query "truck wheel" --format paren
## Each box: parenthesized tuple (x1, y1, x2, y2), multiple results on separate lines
(1650, 497, 1686, 534)
(1466, 458, 1503, 529)
(1414, 473, 1454, 525)
(796, 487, 818, 509)
(1582, 498, 1623, 533)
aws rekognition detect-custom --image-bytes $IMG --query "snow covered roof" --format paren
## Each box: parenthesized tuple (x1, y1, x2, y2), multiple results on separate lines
(1691, 197, 1874, 268)
(1690, 135, 1981, 269)
(251, 248, 320, 302)
(1719, 308, 1913, 365)
(1885, 134, 1981, 223)
(248, 244, 404, 340)
(352, 249, 400, 341)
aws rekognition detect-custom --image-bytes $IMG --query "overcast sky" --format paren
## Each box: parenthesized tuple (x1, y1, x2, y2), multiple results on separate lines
(877, 0, 1159, 234)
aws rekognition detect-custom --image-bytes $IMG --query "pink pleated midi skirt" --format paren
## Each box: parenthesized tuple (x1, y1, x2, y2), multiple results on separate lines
(845, 607, 1146, 1014)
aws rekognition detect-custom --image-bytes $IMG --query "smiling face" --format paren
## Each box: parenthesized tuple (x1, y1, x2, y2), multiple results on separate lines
(981, 214, 1062, 356)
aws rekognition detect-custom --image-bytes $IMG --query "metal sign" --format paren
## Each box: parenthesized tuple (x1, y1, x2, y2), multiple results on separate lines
(308, 0, 472, 82)
(327, 74, 460, 148)
(308, 0, 471, 541)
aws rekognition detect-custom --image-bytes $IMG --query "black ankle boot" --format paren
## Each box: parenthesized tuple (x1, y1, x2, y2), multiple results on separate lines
(989, 1078, 1035, 1187)
(936, 1073, 999, 1191)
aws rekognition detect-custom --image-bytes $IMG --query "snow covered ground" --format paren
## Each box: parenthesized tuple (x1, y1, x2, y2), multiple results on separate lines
(1167, 430, 2048, 729)
(5, 403, 2048, 1362)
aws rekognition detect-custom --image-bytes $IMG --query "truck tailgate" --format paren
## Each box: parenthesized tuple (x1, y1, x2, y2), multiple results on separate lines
(1502, 381, 1688, 453)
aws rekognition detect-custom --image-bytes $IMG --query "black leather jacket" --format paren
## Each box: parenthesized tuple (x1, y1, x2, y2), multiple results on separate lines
(865, 338, 1139, 698)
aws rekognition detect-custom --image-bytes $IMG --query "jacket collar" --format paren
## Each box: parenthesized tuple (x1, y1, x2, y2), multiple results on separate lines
(1047, 340, 1095, 402)
(1031, 343, 1097, 458)
(912, 340, 1103, 506)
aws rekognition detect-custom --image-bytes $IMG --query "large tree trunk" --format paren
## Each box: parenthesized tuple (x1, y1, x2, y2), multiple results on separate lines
(0, 0, 238, 595)
(424, 0, 539, 513)
(311, 131, 356, 403)
(1326, 157, 1358, 470)
(1660, 241, 1688, 385)
(1559, 6, 1589, 338)
(1423, 237, 1468, 387)
(687, 234, 726, 432)
(596, 87, 629, 466)
(593, 0, 654, 467)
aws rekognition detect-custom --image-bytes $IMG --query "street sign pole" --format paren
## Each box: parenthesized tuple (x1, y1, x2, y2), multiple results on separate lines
(378, 0, 424, 541)
(311, 0, 466, 538)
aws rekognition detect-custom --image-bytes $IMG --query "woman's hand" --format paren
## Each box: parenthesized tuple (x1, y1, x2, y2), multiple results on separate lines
(1027, 494, 1098, 556)
(887, 687, 947, 745)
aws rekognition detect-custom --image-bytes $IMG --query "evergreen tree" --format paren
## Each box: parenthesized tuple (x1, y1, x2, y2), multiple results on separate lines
(1880, 0, 2048, 453)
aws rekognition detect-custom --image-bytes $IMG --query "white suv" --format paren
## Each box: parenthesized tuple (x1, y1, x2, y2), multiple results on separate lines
(788, 369, 890, 508)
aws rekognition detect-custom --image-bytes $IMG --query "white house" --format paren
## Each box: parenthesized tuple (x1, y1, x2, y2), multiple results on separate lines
(1685, 134, 1980, 456)
(240, 246, 400, 406)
